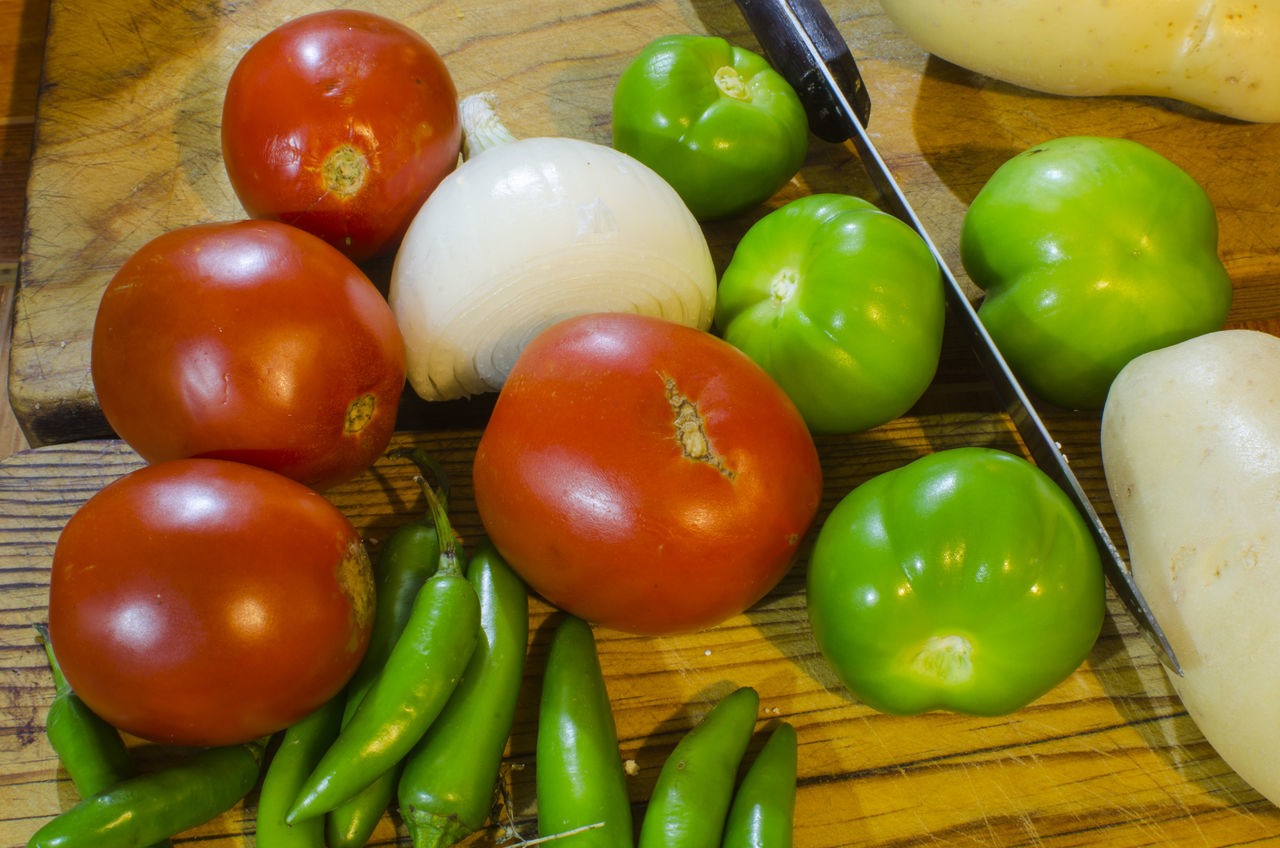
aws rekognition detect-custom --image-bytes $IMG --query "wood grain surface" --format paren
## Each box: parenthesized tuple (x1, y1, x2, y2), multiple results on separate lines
(8, 0, 1280, 445)
(4, 421, 1280, 848)
(0, 0, 47, 461)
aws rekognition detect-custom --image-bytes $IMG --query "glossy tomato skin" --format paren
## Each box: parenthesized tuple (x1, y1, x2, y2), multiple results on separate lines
(91, 220, 406, 491)
(222, 9, 461, 262)
(47, 459, 376, 747)
(472, 312, 823, 635)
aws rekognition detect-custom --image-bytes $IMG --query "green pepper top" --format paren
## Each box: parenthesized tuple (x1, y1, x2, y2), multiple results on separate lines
(961, 135, 1233, 410)
(612, 34, 809, 221)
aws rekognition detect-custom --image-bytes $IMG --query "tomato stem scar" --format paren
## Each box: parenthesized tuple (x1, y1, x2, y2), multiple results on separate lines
(344, 394, 377, 434)
(323, 144, 369, 197)
(663, 377, 734, 478)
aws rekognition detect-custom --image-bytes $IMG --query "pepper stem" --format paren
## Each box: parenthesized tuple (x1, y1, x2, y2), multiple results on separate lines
(388, 446, 451, 514)
(33, 623, 69, 695)
(414, 473, 463, 580)
(389, 447, 462, 578)
(460, 93, 519, 160)
(404, 810, 473, 848)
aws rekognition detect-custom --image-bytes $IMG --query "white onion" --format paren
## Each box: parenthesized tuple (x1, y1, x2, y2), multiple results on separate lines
(388, 94, 717, 402)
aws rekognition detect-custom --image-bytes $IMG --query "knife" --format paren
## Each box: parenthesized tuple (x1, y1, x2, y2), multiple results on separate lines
(732, 0, 1182, 675)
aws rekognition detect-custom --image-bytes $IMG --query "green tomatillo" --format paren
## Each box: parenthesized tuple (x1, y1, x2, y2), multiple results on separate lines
(806, 447, 1105, 717)
(715, 193, 945, 434)
(611, 34, 809, 220)
(961, 135, 1233, 410)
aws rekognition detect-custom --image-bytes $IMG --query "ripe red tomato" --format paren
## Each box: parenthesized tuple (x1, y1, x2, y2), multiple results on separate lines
(47, 459, 375, 747)
(221, 9, 461, 262)
(472, 313, 824, 635)
(91, 220, 406, 491)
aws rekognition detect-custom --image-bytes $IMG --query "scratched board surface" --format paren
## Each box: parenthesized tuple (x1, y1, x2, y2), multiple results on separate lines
(8, 0, 1280, 445)
(4, 421, 1280, 848)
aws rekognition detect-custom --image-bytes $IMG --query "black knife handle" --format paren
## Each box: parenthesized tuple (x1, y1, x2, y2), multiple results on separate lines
(733, 0, 871, 139)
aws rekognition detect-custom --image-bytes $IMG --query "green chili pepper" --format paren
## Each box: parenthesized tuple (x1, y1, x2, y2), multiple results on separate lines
(343, 448, 449, 710)
(399, 538, 530, 848)
(256, 697, 345, 847)
(323, 772, 396, 848)
(286, 473, 481, 824)
(637, 686, 759, 848)
(33, 624, 173, 848)
(537, 615, 634, 848)
(326, 449, 448, 848)
(35, 623, 134, 797)
(27, 740, 266, 848)
(721, 722, 798, 848)
(340, 777, 398, 846)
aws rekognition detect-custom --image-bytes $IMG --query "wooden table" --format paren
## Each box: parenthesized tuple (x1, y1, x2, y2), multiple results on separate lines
(5, 421, 1279, 848)
(3, 0, 1280, 846)
(0, 0, 46, 460)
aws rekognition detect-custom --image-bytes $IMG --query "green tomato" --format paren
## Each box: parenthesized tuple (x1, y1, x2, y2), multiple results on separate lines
(806, 447, 1105, 717)
(962, 135, 1233, 410)
(611, 34, 809, 221)
(715, 193, 945, 434)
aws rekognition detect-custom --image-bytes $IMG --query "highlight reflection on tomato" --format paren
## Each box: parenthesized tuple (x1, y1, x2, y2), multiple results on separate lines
(221, 9, 461, 262)
(472, 312, 824, 636)
(91, 220, 406, 491)
(47, 459, 375, 747)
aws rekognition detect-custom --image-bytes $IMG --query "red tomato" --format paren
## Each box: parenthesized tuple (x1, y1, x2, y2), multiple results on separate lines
(472, 313, 824, 635)
(47, 459, 375, 747)
(221, 9, 461, 262)
(91, 220, 406, 491)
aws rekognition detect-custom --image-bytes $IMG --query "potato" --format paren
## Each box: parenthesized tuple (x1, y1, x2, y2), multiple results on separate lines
(1101, 329, 1280, 805)
(879, 0, 1280, 123)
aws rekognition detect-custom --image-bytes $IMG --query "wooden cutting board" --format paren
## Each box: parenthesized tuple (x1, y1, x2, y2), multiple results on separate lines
(4, 419, 1280, 848)
(7, 0, 1280, 445)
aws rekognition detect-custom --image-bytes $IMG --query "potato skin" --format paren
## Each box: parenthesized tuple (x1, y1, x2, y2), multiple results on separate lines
(880, 0, 1280, 122)
(1101, 330, 1280, 805)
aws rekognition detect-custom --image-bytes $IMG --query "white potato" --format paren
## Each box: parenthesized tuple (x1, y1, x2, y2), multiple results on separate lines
(1101, 329, 1280, 805)
(879, 0, 1280, 122)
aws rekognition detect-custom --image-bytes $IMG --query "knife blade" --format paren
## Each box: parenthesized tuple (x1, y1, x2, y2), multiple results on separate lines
(732, 0, 1182, 675)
